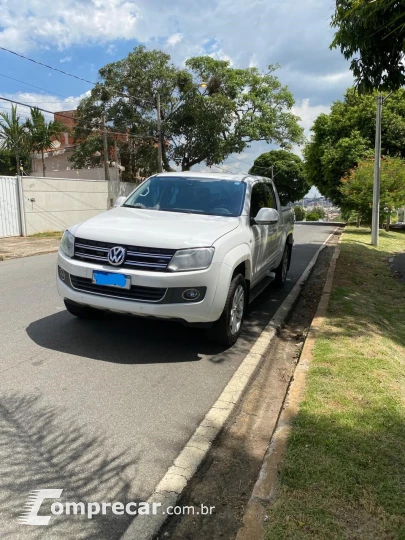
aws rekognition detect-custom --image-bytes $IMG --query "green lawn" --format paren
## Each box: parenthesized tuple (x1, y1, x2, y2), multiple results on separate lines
(266, 228, 405, 539)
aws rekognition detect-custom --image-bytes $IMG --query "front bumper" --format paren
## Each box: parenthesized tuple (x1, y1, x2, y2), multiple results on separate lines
(57, 251, 229, 324)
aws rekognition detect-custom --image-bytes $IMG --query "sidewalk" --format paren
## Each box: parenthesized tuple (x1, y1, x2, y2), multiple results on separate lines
(0, 236, 61, 261)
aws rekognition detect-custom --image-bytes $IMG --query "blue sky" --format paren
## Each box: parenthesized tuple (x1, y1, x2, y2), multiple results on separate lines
(0, 0, 354, 196)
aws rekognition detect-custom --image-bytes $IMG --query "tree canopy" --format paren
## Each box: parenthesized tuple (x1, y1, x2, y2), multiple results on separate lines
(26, 108, 66, 177)
(331, 0, 405, 93)
(340, 156, 405, 225)
(304, 87, 405, 205)
(0, 105, 28, 174)
(70, 46, 304, 178)
(248, 150, 309, 205)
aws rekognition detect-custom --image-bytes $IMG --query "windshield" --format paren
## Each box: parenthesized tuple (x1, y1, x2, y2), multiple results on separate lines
(123, 176, 246, 217)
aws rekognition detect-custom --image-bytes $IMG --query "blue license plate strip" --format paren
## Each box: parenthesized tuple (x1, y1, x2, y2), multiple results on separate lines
(92, 271, 131, 289)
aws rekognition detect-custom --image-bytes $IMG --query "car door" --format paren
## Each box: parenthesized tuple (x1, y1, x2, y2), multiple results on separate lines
(249, 182, 269, 285)
(262, 182, 281, 269)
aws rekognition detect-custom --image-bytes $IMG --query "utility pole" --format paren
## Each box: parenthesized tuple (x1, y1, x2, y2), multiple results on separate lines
(114, 140, 121, 181)
(371, 95, 383, 246)
(156, 92, 163, 173)
(102, 115, 110, 181)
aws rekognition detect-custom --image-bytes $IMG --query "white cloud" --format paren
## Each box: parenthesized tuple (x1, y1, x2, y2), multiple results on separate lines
(166, 33, 183, 47)
(0, 0, 140, 51)
(0, 91, 90, 121)
(106, 44, 117, 55)
(292, 98, 330, 137)
(60, 56, 72, 63)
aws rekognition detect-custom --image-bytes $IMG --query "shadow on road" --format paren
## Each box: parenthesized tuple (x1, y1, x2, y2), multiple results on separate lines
(26, 312, 229, 365)
(26, 277, 294, 366)
(0, 392, 139, 539)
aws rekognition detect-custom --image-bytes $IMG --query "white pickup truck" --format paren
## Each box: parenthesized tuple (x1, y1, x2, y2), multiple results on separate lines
(57, 172, 294, 345)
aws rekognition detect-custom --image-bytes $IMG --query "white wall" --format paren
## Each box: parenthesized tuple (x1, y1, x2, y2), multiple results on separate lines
(108, 179, 139, 208)
(22, 177, 109, 235)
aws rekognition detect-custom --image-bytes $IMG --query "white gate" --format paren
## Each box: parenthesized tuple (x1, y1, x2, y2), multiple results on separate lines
(0, 176, 21, 237)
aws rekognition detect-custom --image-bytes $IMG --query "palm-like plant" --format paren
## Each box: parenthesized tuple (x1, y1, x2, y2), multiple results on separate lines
(26, 108, 66, 177)
(0, 105, 27, 175)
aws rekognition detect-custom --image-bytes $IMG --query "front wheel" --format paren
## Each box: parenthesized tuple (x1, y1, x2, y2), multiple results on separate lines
(207, 274, 246, 346)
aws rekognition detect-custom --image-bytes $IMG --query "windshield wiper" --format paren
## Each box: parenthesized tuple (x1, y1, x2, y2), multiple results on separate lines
(160, 208, 205, 214)
(123, 204, 149, 209)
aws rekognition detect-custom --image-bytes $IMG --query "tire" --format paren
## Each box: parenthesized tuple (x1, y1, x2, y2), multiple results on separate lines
(207, 274, 246, 346)
(274, 243, 291, 288)
(64, 299, 105, 319)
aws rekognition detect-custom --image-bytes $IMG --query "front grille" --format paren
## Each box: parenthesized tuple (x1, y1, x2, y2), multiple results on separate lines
(70, 275, 167, 303)
(73, 238, 176, 271)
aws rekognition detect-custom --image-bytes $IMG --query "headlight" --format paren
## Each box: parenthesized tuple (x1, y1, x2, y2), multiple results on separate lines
(60, 230, 75, 258)
(168, 247, 215, 272)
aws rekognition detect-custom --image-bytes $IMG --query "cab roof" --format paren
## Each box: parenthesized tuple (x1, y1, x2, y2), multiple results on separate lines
(154, 171, 269, 183)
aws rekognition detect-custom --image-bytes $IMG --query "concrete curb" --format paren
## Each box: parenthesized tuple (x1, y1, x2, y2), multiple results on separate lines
(120, 230, 339, 540)
(0, 247, 59, 261)
(236, 232, 343, 540)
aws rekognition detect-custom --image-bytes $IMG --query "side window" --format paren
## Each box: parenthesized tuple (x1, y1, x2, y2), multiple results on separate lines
(263, 184, 277, 209)
(250, 184, 266, 219)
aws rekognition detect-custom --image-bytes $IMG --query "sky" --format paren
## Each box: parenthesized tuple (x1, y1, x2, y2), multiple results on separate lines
(0, 0, 354, 197)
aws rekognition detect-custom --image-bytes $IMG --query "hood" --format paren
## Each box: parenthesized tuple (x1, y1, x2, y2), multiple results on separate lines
(71, 207, 240, 249)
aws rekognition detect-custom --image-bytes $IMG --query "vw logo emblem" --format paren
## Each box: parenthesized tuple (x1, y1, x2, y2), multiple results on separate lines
(108, 246, 126, 266)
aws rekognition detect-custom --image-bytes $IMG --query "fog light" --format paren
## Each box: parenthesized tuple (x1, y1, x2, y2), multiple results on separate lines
(59, 267, 66, 281)
(182, 288, 200, 301)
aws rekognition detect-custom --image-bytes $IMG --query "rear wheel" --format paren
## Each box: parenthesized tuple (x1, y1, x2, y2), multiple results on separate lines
(207, 274, 246, 346)
(274, 244, 290, 288)
(64, 299, 105, 319)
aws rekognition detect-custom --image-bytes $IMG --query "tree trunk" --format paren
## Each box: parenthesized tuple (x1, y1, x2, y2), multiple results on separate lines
(181, 156, 190, 171)
(386, 211, 391, 231)
(41, 151, 46, 177)
(356, 213, 361, 228)
(181, 155, 205, 171)
(15, 151, 20, 175)
(162, 142, 175, 172)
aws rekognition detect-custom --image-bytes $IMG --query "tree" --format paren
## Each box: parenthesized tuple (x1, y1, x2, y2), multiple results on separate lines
(304, 87, 405, 205)
(0, 105, 27, 174)
(248, 150, 309, 205)
(340, 157, 405, 228)
(293, 205, 306, 221)
(26, 108, 66, 177)
(71, 46, 304, 175)
(331, 0, 405, 93)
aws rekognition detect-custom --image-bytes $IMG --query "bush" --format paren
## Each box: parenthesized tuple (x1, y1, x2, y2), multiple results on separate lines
(305, 212, 319, 221)
(293, 206, 306, 221)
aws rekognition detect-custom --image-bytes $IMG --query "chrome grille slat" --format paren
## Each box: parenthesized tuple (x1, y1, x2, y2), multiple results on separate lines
(75, 243, 109, 252)
(75, 252, 108, 261)
(126, 251, 172, 259)
(73, 237, 175, 271)
(125, 260, 167, 268)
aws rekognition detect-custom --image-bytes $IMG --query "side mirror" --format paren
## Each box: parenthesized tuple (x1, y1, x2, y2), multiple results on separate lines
(113, 196, 127, 207)
(254, 207, 279, 224)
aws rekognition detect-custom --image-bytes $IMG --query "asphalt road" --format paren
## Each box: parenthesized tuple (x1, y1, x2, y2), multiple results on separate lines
(0, 223, 337, 539)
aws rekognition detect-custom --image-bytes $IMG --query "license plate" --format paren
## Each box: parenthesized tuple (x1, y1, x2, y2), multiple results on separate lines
(92, 271, 131, 289)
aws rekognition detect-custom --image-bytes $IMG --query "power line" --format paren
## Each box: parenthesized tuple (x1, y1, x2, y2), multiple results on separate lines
(0, 95, 157, 139)
(0, 46, 155, 107)
(0, 46, 96, 85)
(0, 72, 77, 100)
